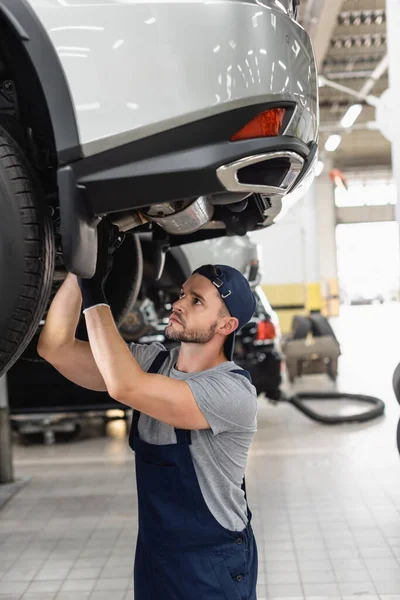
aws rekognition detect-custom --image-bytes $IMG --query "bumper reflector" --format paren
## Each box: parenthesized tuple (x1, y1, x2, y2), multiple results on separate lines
(231, 108, 286, 141)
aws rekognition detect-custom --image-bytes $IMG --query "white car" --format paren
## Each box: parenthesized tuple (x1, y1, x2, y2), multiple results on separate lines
(0, 0, 318, 376)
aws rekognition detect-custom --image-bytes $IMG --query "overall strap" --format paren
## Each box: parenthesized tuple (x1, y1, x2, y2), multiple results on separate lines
(230, 368, 252, 383)
(132, 350, 170, 437)
(148, 350, 171, 374)
(175, 428, 192, 445)
(241, 476, 252, 522)
(233, 368, 252, 521)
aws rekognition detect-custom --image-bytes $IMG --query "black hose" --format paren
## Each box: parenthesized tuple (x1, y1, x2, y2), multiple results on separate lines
(279, 391, 385, 425)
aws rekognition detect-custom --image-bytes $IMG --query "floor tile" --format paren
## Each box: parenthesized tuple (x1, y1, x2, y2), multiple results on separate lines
(300, 571, 336, 583)
(1, 306, 400, 600)
(302, 583, 341, 596)
(375, 581, 400, 594)
(267, 584, 304, 598)
(26, 581, 63, 594)
(338, 581, 378, 596)
(0, 583, 29, 595)
(89, 592, 126, 600)
(60, 580, 96, 592)
(55, 594, 91, 600)
(21, 594, 57, 600)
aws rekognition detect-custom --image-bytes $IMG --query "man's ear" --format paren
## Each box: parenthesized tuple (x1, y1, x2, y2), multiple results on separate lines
(219, 317, 238, 336)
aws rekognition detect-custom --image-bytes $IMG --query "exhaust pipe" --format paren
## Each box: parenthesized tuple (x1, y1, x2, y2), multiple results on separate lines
(216, 151, 304, 197)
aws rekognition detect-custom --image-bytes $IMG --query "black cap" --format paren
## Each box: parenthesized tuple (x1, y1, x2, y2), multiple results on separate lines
(193, 264, 257, 360)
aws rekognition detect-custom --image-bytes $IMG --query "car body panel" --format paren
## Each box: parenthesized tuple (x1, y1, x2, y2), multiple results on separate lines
(25, 0, 317, 158)
(182, 235, 262, 285)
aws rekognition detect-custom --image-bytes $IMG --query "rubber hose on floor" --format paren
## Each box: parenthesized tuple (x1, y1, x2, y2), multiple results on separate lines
(283, 391, 385, 425)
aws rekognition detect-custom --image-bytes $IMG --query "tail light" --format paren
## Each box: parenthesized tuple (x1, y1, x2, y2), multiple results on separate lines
(231, 108, 286, 141)
(256, 320, 276, 341)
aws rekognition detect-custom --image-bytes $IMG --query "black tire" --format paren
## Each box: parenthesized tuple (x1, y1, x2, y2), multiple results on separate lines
(397, 418, 400, 454)
(0, 127, 54, 377)
(392, 362, 400, 405)
(309, 314, 337, 339)
(291, 315, 311, 340)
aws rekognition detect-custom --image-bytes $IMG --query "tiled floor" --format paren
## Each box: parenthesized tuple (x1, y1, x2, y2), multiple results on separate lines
(1, 305, 400, 600)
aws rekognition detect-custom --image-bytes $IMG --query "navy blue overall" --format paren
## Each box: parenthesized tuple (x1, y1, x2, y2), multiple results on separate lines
(129, 350, 258, 600)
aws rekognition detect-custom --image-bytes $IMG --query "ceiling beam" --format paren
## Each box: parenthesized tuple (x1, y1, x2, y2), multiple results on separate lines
(303, 0, 344, 71)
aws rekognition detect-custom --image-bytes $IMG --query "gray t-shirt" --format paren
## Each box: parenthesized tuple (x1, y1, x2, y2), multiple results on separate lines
(129, 342, 257, 531)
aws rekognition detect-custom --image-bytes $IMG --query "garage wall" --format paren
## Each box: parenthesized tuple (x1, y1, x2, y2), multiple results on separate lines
(250, 186, 322, 333)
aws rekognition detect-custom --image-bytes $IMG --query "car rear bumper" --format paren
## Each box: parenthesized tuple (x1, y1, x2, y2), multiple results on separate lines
(26, 0, 317, 158)
(58, 108, 317, 276)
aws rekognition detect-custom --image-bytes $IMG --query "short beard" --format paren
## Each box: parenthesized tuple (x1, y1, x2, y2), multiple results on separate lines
(165, 320, 218, 344)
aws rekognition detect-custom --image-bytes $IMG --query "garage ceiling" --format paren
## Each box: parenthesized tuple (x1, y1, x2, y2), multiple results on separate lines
(300, 0, 391, 172)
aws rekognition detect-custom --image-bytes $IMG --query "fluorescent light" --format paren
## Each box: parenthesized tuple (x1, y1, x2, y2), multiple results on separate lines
(56, 46, 90, 52)
(316, 160, 324, 176)
(112, 40, 124, 50)
(341, 104, 363, 128)
(325, 134, 342, 152)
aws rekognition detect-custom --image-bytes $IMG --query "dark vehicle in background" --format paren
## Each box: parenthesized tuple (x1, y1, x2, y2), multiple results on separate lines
(234, 286, 282, 399)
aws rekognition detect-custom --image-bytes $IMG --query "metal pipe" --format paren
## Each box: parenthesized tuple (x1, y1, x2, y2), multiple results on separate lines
(359, 55, 389, 96)
(319, 54, 388, 108)
(0, 376, 14, 484)
(319, 75, 379, 107)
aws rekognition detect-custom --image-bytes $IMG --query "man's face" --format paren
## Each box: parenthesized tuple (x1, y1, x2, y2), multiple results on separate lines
(165, 273, 231, 345)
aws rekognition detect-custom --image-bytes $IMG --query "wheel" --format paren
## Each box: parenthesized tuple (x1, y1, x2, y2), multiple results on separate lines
(392, 362, 400, 405)
(291, 315, 311, 340)
(119, 297, 158, 341)
(0, 126, 54, 377)
(71, 231, 143, 341)
(120, 245, 182, 342)
(397, 418, 400, 454)
(309, 313, 337, 339)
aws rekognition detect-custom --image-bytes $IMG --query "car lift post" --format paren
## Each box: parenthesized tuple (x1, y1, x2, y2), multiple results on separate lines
(0, 375, 14, 484)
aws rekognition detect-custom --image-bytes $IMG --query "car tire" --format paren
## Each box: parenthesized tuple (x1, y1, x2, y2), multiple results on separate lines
(309, 314, 337, 339)
(291, 315, 311, 340)
(0, 126, 54, 377)
(397, 418, 400, 455)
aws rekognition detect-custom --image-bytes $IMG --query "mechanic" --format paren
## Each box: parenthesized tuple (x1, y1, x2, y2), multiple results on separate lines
(38, 222, 258, 600)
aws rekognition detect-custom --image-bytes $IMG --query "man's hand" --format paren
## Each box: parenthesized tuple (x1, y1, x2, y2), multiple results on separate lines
(78, 220, 124, 311)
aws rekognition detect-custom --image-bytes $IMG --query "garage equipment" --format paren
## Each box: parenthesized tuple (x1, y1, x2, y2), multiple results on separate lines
(275, 314, 385, 425)
(283, 315, 340, 382)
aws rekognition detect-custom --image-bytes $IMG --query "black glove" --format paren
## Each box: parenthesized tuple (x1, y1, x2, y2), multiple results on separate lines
(78, 220, 124, 312)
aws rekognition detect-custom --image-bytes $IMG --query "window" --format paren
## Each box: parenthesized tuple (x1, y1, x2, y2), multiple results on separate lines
(335, 179, 397, 208)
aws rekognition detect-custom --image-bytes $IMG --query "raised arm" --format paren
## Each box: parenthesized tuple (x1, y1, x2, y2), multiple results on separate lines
(37, 273, 107, 391)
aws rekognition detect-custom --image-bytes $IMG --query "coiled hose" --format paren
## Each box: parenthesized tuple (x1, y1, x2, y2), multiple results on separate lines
(278, 391, 385, 425)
